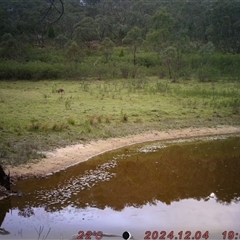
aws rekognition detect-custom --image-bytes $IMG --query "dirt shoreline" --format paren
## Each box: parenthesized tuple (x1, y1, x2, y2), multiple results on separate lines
(8, 126, 240, 179)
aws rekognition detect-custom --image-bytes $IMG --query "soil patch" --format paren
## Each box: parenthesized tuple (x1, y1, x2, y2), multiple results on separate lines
(8, 126, 240, 180)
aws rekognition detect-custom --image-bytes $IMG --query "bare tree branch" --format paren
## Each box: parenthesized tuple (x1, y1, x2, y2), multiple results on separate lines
(41, 0, 64, 25)
(52, 0, 64, 24)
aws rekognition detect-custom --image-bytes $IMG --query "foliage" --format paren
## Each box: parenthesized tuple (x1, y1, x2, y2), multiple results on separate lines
(161, 46, 178, 80)
(48, 26, 55, 39)
(136, 53, 159, 68)
(205, 1, 240, 53)
(199, 42, 215, 55)
(0, 0, 239, 53)
(123, 26, 143, 65)
(197, 66, 221, 82)
(55, 34, 68, 49)
(0, 61, 65, 80)
(66, 41, 84, 64)
(0, 33, 27, 60)
(0, 49, 240, 81)
(100, 37, 115, 63)
(146, 8, 174, 55)
(0, 0, 240, 81)
(73, 17, 99, 47)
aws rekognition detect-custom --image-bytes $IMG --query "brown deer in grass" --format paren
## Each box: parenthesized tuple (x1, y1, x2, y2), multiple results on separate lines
(0, 165, 11, 191)
(57, 89, 65, 94)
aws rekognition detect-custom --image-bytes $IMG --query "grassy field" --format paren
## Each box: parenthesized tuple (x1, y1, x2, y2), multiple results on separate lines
(0, 77, 240, 166)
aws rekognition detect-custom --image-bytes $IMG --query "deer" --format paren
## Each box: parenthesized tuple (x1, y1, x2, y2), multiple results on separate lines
(57, 89, 65, 94)
(0, 165, 11, 191)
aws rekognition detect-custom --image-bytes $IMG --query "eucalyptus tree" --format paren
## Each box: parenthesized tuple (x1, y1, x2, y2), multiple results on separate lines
(73, 17, 100, 48)
(96, 0, 147, 43)
(0, 33, 19, 60)
(161, 46, 178, 80)
(146, 8, 174, 58)
(0, 0, 64, 46)
(55, 34, 68, 49)
(206, 0, 240, 53)
(100, 37, 115, 63)
(66, 41, 85, 68)
(54, 1, 83, 40)
(123, 26, 143, 65)
(128, 1, 154, 38)
(165, 0, 210, 43)
(146, 8, 177, 79)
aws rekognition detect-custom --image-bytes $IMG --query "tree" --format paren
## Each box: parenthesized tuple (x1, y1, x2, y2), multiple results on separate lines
(66, 41, 84, 65)
(55, 8, 80, 40)
(152, 8, 174, 32)
(199, 42, 215, 56)
(55, 34, 68, 49)
(123, 26, 143, 65)
(172, 31, 190, 79)
(206, 0, 240, 53)
(146, 9, 174, 58)
(0, 0, 64, 46)
(146, 9, 177, 79)
(161, 46, 178, 80)
(100, 37, 115, 63)
(0, 33, 19, 60)
(73, 17, 99, 48)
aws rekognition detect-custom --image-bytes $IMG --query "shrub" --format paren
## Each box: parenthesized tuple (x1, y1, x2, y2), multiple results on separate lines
(67, 117, 75, 125)
(0, 61, 65, 80)
(119, 49, 124, 57)
(92, 64, 110, 80)
(119, 63, 130, 78)
(155, 81, 170, 93)
(136, 53, 159, 68)
(197, 67, 221, 82)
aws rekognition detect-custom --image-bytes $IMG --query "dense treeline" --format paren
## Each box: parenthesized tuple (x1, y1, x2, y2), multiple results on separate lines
(0, 0, 240, 80)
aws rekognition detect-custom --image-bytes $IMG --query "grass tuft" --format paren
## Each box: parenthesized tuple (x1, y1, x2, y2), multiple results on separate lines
(105, 117, 111, 123)
(97, 115, 102, 123)
(29, 118, 41, 131)
(67, 117, 75, 125)
(122, 114, 128, 122)
(65, 99, 72, 110)
(51, 122, 68, 131)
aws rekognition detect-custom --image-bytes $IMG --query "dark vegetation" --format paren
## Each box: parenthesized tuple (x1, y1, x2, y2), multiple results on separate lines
(0, 0, 240, 81)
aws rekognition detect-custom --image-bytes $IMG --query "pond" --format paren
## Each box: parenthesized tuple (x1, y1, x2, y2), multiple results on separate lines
(0, 134, 240, 240)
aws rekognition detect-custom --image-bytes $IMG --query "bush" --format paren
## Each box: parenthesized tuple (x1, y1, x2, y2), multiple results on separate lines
(186, 53, 240, 80)
(92, 64, 110, 80)
(197, 66, 221, 82)
(136, 53, 159, 68)
(119, 63, 131, 78)
(0, 61, 66, 80)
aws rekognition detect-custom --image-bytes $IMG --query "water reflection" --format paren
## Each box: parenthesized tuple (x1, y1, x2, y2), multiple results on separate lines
(13, 136, 240, 209)
(1, 135, 240, 239)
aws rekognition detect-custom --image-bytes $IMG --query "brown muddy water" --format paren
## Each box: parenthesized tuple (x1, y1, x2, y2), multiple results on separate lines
(0, 135, 240, 240)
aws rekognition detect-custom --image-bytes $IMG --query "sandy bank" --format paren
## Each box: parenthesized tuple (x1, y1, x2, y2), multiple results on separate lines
(9, 126, 240, 179)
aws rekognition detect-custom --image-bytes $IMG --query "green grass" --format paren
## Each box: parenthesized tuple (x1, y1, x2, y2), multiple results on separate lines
(0, 77, 239, 165)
